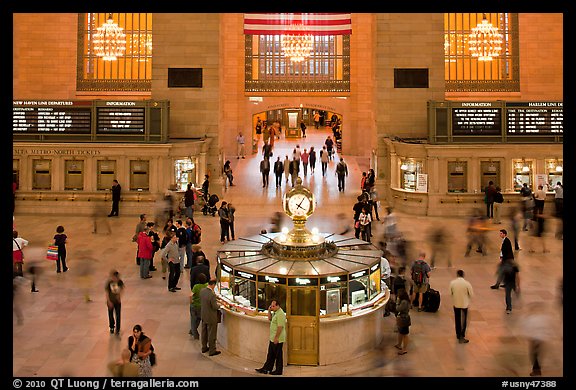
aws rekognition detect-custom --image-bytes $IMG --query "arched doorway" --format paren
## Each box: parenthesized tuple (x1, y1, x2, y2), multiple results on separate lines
(251, 108, 343, 154)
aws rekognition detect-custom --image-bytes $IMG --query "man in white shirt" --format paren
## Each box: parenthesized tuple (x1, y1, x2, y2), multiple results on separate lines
(449, 269, 474, 344)
(236, 132, 245, 159)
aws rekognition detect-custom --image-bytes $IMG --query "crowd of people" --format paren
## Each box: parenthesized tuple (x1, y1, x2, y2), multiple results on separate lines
(12, 136, 564, 378)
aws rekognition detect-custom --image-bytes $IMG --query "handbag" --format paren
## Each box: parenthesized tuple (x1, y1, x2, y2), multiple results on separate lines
(13, 239, 24, 263)
(396, 313, 411, 328)
(149, 344, 156, 366)
(217, 309, 222, 323)
(47, 245, 59, 261)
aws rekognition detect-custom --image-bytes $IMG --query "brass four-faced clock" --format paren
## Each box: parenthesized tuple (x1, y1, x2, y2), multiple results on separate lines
(283, 177, 315, 220)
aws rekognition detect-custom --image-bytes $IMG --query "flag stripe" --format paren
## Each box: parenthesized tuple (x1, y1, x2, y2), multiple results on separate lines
(244, 13, 351, 35)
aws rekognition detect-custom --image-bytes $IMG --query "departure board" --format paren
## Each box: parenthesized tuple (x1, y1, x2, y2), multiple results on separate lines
(451, 103, 502, 135)
(506, 102, 563, 134)
(13, 101, 92, 133)
(96, 105, 145, 133)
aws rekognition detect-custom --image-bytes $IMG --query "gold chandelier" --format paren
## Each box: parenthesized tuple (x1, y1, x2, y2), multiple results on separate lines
(468, 13, 503, 61)
(281, 23, 314, 63)
(93, 13, 127, 61)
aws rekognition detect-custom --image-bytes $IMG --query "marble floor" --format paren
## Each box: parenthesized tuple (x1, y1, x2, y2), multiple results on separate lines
(12, 127, 565, 379)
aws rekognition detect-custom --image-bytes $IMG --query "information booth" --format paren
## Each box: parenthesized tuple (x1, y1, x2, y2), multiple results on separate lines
(215, 178, 388, 366)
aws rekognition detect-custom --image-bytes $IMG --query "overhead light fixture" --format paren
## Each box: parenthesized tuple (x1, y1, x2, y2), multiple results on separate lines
(280, 16, 314, 63)
(468, 13, 503, 61)
(400, 161, 408, 170)
(555, 165, 563, 172)
(93, 13, 127, 61)
(522, 164, 530, 173)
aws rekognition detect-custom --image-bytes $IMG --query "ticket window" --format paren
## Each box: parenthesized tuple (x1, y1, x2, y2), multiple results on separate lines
(32, 159, 52, 190)
(480, 161, 500, 190)
(546, 159, 563, 189)
(400, 159, 423, 191)
(319, 275, 348, 316)
(13, 159, 19, 189)
(130, 160, 149, 191)
(348, 270, 369, 308)
(447, 161, 467, 193)
(175, 158, 197, 191)
(513, 160, 533, 192)
(64, 160, 84, 190)
(97, 160, 116, 191)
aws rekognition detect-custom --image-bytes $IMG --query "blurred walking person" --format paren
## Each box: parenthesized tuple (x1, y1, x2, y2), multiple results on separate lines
(53, 225, 69, 273)
(520, 302, 554, 376)
(12, 230, 28, 277)
(105, 270, 125, 335)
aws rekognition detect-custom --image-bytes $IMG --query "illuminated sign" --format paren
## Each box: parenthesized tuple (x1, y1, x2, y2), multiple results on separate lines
(351, 270, 367, 279)
(506, 102, 563, 134)
(452, 102, 502, 135)
(96, 106, 145, 133)
(235, 271, 255, 279)
(13, 101, 92, 134)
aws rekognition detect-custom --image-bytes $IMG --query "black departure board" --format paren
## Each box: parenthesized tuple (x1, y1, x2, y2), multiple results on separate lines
(506, 102, 563, 134)
(96, 106, 145, 133)
(451, 103, 502, 135)
(13, 101, 92, 133)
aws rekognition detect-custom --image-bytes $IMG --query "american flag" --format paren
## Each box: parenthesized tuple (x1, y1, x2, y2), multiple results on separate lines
(243, 13, 352, 36)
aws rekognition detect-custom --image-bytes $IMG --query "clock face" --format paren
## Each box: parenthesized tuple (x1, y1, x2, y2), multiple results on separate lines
(287, 193, 311, 217)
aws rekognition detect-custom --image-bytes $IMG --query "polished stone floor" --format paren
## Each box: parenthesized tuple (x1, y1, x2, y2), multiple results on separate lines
(12, 127, 564, 378)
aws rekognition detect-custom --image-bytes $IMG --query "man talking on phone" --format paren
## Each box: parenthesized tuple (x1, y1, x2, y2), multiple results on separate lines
(255, 300, 286, 375)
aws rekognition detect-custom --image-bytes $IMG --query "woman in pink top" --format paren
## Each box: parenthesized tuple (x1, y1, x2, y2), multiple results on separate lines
(301, 149, 310, 176)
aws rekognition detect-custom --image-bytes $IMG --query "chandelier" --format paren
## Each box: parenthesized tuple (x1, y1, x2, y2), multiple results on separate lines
(468, 13, 503, 61)
(93, 13, 127, 61)
(281, 23, 314, 63)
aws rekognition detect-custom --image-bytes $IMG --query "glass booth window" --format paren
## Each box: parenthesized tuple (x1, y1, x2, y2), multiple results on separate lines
(97, 160, 116, 190)
(232, 272, 257, 309)
(64, 160, 84, 190)
(320, 275, 348, 316)
(175, 158, 197, 191)
(257, 278, 287, 313)
(130, 160, 149, 191)
(546, 159, 563, 189)
(348, 269, 369, 307)
(217, 263, 233, 301)
(369, 263, 381, 300)
(513, 160, 532, 192)
(32, 159, 52, 190)
(448, 161, 467, 193)
(400, 159, 423, 191)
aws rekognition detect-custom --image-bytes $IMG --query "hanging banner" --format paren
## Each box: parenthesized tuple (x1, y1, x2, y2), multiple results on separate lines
(244, 13, 352, 35)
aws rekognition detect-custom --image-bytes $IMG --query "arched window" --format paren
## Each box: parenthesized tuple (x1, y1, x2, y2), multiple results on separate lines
(244, 14, 351, 93)
(444, 13, 519, 92)
(77, 13, 152, 92)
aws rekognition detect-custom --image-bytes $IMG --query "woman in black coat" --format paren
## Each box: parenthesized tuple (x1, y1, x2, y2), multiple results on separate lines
(128, 324, 153, 377)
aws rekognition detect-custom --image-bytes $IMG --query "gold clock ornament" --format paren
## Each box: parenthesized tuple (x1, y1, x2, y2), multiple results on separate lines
(283, 177, 315, 220)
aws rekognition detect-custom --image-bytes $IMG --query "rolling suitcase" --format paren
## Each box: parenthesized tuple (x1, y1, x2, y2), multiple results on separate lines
(424, 287, 441, 312)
